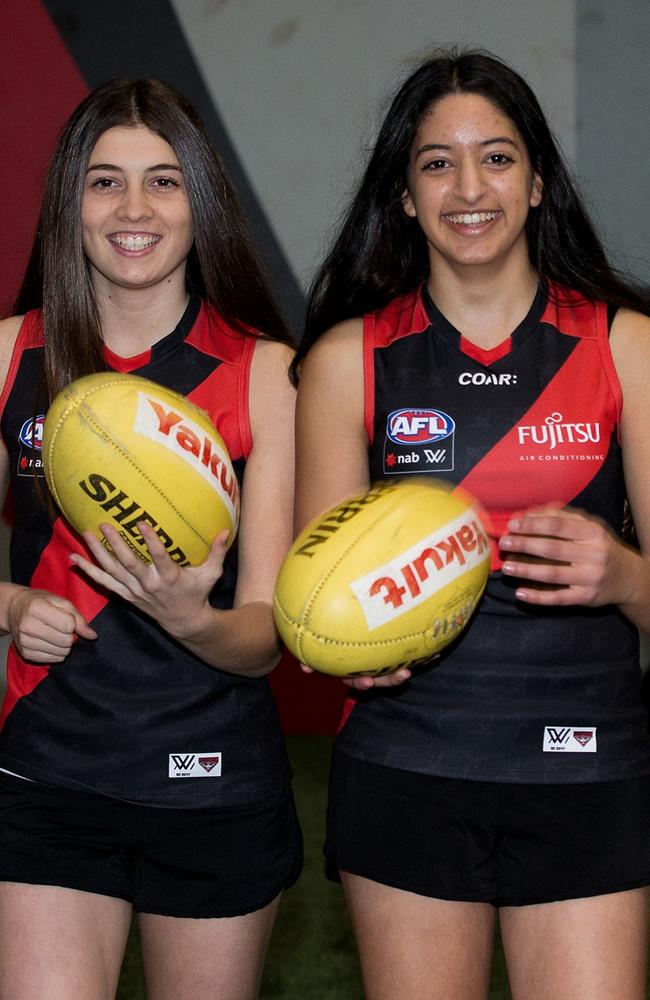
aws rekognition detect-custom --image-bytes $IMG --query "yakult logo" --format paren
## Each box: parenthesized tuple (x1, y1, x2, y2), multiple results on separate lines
(518, 412, 601, 451)
(134, 393, 239, 522)
(387, 408, 454, 445)
(350, 509, 489, 630)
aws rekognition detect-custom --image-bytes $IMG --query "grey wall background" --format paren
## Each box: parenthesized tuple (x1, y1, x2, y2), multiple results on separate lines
(172, 0, 576, 288)
(171, 0, 648, 288)
(576, 0, 649, 283)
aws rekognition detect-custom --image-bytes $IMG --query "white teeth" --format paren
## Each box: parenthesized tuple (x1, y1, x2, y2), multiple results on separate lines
(110, 234, 159, 250)
(447, 212, 498, 225)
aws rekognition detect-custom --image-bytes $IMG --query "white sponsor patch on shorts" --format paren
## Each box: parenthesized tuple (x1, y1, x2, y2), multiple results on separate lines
(168, 752, 222, 778)
(542, 726, 597, 752)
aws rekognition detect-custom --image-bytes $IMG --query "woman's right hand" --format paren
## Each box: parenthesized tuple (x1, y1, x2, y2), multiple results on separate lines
(5, 587, 97, 663)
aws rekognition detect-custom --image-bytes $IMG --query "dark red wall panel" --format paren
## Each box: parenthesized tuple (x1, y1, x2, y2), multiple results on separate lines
(0, 0, 87, 314)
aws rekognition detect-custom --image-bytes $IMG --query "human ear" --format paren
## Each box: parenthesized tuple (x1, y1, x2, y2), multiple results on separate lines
(402, 188, 417, 218)
(530, 172, 543, 208)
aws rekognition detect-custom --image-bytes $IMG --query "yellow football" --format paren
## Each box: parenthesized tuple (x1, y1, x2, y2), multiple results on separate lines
(273, 479, 490, 676)
(42, 372, 239, 566)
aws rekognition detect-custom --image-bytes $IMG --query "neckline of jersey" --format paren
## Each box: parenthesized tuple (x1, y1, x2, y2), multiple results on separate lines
(103, 294, 201, 372)
(421, 281, 548, 364)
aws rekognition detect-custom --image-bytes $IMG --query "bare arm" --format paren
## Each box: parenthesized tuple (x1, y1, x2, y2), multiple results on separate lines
(73, 338, 296, 677)
(295, 319, 369, 531)
(500, 308, 650, 632)
(609, 308, 650, 631)
(0, 316, 97, 661)
(295, 319, 412, 688)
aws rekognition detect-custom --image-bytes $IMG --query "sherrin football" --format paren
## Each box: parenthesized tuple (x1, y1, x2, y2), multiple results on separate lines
(42, 372, 239, 566)
(273, 479, 490, 676)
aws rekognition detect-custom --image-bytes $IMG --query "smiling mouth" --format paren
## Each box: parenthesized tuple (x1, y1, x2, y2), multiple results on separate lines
(108, 233, 162, 250)
(445, 211, 499, 225)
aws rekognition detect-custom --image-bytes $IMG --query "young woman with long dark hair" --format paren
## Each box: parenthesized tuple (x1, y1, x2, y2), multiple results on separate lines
(0, 78, 300, 999)
(295, 49, 650, 1000)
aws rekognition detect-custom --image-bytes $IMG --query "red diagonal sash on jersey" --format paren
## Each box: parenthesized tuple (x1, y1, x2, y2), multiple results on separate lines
(458, 339, 614, 568)
(0, 518, 109, 726)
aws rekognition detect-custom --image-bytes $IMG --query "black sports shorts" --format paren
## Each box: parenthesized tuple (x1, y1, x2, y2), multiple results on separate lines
(325, 750, 650, 907)
(0, 772, 302, 918)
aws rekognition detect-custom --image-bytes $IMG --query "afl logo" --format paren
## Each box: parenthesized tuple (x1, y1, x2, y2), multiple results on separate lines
(19, 416, 44, 450)
(387, 408, 455, 446)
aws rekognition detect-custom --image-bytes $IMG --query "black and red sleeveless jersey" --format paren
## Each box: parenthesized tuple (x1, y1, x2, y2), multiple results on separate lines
(336, 282, 650, 782)
(0, 297, 290, 807)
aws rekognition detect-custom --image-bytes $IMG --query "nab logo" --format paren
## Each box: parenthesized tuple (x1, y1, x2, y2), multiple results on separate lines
(19, 416, 44, 449)
(387, 408, 455, 445)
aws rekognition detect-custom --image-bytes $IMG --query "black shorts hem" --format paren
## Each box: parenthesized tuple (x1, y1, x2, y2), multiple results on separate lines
(135, 854, 304, 919)
(325, 860, 650, 908)
(0, 874, 134, 905)
(0, 772, 303, 919)
(325, 751, 650, 908)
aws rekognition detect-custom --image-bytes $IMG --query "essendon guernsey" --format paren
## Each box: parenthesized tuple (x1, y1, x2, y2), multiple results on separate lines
(0, 297, 289, 807)
(336, 282, 650, 783)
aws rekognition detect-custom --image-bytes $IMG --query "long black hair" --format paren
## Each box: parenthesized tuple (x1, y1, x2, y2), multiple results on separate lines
(298, 48, 648, 363)
(15, 78, 291, 403)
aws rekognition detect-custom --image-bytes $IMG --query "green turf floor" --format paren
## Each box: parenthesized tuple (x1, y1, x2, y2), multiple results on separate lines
(116, 735, 513, 998)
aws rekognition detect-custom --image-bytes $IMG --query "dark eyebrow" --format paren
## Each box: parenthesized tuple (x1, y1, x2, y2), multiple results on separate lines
(413, 137, 520, 157)
(86, 163, 183, 174)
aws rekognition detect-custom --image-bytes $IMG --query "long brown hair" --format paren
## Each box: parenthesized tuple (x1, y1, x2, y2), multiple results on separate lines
(15, 78, 291, 403)
(298, 48, 649, 366)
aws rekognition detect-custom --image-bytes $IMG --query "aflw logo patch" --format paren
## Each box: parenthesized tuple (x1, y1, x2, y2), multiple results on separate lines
(168, 752, 222, 778)
(543, 726, 597, 753)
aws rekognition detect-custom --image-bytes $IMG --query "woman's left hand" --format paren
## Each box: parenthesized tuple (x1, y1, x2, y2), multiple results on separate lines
(500, 505, 633, 607)
(70, 521, 229, 638)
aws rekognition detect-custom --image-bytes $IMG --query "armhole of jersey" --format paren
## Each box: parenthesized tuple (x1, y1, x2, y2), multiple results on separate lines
(363, 313, 375, 445)
(238, 334, 256, 459)
(0, 315, 32, 441)
(596, 300, 623, 443)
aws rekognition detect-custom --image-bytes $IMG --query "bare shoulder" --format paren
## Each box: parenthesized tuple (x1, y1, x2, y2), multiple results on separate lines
(298, 317, 364, 378)
(0, 316, 23, 391)
(610, 309, 650, 390)
(250, 335, 295, 377)
(298, 316, 364, 399)
(313, 316, 364, 346)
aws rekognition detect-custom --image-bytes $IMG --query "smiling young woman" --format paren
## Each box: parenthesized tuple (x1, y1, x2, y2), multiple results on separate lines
(80, 126, 195, 309)
(403, 92, 543, 288)
(294, 49, 650, 1000)
(0, 79, 300, 1000)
